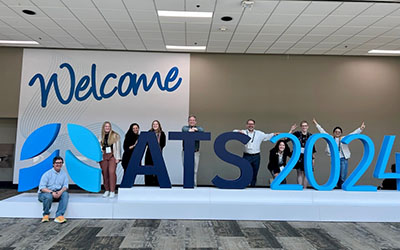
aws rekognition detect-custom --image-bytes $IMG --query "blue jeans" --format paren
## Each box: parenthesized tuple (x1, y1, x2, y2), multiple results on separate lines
(38, 192, 69, 217)
(243, 153, 260, 187)
(337, 158, 348, 189)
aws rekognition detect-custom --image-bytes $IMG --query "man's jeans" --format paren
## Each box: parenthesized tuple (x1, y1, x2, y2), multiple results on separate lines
(337, 158, 348, 189)
(38, 191, 69, 217)
(243, 153, 261, 187)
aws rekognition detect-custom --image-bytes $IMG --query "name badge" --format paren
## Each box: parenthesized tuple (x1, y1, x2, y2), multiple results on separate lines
(279, 166, 284, 172)
(105, 147, 112, 154)
(301, 147, 305, 154)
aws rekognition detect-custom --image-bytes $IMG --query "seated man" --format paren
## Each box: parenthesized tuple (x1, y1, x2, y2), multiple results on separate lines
(38, 156, 69, 223)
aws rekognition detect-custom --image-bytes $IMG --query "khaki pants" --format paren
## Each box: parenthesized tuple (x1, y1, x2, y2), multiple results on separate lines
(182, 151, 200, 186)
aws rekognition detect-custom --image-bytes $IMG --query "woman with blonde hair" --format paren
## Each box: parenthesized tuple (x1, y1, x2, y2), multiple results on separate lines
(99, 121, 121, 198)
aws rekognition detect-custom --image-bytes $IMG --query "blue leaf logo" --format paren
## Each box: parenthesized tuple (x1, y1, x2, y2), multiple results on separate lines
(18, 123, 61, 192)
(66, 124, 102, 192)
(18, 123, 102, 193)
(20, 123, 60, 160)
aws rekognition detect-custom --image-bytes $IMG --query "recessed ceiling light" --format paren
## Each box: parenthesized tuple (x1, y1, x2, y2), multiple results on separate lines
(219, 26, 228, 32)
(0, 40, 39, 45)
(22, 9, 36, 15)
(221, 16, 233, 21)
(158, 10, 212, 18)
(368, 49, 400, 54)
(166, 45, 206, 51)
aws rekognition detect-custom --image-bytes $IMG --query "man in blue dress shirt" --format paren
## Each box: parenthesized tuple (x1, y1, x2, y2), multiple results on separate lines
(38, 156, 69, 223)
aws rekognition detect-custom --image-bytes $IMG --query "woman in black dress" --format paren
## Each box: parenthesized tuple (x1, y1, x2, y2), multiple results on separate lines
(121, 123, 140, 179)
(289, 121, 316, 189)
(144, 120, 166, 186)
(268, 140, 291, 184)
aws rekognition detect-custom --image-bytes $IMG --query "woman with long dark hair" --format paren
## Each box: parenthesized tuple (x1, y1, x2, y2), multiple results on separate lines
(121, 123, 140, 179)
(267, 139, 292, 184)
(144, 120, 166, 186)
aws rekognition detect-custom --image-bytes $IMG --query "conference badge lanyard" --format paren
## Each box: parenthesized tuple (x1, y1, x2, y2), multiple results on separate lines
(105, 147, 112, 154)
(246, 130, 256, 150)
(300, 133, 309, 154)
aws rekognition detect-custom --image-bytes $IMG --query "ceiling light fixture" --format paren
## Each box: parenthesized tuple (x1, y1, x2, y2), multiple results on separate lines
(241, 0, 254, 9)
(158, 10, 212, 18)
(0, 40, 39, 45)
(368, 49, 400, 54)
(166, 45, 206, 51)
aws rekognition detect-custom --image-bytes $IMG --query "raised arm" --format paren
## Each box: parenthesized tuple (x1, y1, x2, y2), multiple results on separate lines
(313, 118, 328, 134)
(349, 121, 365, 135)
(289, 123, 297, 133)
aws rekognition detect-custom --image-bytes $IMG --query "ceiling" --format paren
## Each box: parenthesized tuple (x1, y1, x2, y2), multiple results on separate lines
(1, 0, 400, 55)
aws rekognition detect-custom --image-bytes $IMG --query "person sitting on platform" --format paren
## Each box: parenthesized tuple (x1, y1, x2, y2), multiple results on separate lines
(38, 156, 69, 223)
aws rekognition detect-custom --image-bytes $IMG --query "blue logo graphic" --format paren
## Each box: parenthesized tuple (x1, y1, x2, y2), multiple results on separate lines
(19, 123, 102, 192)
(66, 124, 102, 192)
(18, 123, 60, 192)
(28, 63, 183, 108)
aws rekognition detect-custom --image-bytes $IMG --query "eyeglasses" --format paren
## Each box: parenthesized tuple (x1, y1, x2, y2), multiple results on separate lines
(54, 162, 63, 165)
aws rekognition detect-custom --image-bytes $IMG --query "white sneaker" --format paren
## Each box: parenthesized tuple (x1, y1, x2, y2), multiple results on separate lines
(109, 192, 115, 198)
(102, 191, 110, 198)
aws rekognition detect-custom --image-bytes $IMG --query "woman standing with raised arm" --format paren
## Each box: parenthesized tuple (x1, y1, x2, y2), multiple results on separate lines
(289, 121, 316, 189)
(121, 123, 140, 179)
(144, 120, 166, 186)
(313, 118, 365, 189)
(99, 121, 121, 198)
(267, 140, 292, 184)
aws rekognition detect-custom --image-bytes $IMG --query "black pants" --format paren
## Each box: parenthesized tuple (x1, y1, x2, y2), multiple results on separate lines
(145, 175, 159, 186)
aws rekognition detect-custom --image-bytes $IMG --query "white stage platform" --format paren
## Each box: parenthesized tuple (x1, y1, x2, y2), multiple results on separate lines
(1, 187, 400, 222)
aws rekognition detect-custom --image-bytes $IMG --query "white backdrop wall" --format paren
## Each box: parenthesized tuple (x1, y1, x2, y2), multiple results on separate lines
(14, 49, 190, 185)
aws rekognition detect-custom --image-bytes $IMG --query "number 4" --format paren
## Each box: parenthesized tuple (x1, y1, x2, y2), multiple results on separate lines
(373, 136, 400, 191)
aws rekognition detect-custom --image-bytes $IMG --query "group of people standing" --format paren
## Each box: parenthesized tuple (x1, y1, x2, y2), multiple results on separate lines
(98, 116, 203, 197)
(97, 116, 366, 195)
(235, 118, 365, 189)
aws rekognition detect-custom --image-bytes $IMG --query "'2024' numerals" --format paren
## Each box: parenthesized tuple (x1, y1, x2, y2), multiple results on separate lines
(270, 133, 400, 191)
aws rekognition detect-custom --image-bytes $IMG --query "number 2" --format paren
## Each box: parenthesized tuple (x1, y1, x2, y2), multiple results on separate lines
(270, 133, 302, 190)
(342, 134, 376, 191)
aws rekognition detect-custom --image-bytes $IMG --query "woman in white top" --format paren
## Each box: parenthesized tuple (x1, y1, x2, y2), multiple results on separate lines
(313, 118, 365, 189)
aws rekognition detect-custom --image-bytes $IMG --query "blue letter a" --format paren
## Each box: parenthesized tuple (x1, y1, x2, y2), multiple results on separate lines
(120, 132, 171, 188)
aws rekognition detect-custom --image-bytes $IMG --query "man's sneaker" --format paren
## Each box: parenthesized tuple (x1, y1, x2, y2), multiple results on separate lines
(102, 191, 110, 198)
(41, 215, 49, 223)
(109, 192, 115, 198)
(54, 216, 66, 223)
